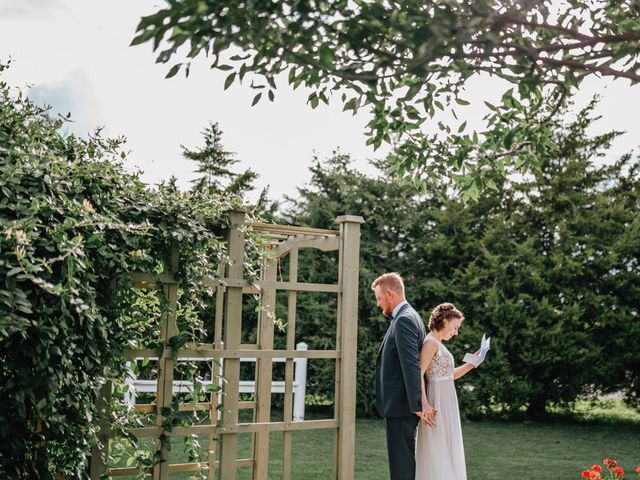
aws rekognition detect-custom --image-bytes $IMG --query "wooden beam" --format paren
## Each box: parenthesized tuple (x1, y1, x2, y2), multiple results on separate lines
(121, 418, 338, 439)
(107, 459, 255, 477)
(252, 257, 277, 478)
(275, 235, 340, 256)
(248, 222, 339, 237)
(219, 210, 245, 480)
(202, 277, 341, 293)
(335, 215, 364, 479)
(283, 246, 298, 480)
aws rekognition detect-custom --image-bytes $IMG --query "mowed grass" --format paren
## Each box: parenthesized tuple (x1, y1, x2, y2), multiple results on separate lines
(114, 402, 640, 479)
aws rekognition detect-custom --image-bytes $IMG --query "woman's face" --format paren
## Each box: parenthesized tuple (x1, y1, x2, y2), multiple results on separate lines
(441, 317, 463, 341)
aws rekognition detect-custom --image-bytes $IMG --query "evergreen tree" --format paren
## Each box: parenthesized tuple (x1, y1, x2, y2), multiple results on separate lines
(184, 122, 257, 195)
(184, 122, 276, 218)
(281, 102, 640, 418)
(444, 100, 640, 417)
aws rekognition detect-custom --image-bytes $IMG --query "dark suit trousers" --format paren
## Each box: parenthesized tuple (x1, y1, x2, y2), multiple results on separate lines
(384, 415, 419, 480)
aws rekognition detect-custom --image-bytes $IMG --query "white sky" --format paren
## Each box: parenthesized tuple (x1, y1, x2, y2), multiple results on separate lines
(1, 0, 639, 203)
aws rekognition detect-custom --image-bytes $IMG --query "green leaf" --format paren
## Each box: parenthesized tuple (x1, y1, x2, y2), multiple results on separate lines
(484, 101, 497, 111)
(165, 63, 182, 79)
(503, 129, 516, 149)
(252, 92, 262, 106)
(288, 68, 297, 84)
(130, 29, 156, 47)
(224, 72, 236, 90)
(308, 93, 319, 109)
(462, 182, 480, 201)
(343, 98, 357, 112)
(318, 44, 335, 68)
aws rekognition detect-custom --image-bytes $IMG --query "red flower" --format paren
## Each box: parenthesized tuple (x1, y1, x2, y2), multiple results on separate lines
(613, 466, 624, 476)
(605, 458, 619, 468)
(582, 470, 592, 478)
(635, 466, 640, 474)
(592, 465, 602, 473)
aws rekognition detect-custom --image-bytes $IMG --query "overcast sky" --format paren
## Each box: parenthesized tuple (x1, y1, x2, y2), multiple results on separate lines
(1, 0, 639, 203)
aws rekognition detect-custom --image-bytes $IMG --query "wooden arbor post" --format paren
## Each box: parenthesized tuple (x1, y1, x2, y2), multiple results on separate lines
(219, 210, 246, 480)
(335, 215, 364, 479)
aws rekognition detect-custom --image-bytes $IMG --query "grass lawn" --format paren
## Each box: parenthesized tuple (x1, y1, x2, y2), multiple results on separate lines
(114, 402, 640, 479)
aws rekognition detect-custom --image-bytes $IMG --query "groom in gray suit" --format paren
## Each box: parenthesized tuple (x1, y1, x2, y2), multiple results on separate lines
(373, 273, 429, 480)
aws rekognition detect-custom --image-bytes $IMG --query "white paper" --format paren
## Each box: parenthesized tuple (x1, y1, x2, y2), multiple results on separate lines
(463, 333, 491, 367)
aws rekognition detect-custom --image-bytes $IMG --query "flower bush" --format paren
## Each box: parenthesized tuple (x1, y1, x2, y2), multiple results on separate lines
(581, 459, 640, 479)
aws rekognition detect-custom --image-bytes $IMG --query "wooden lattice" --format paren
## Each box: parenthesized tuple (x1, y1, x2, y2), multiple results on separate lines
(89, 212, 364, 479)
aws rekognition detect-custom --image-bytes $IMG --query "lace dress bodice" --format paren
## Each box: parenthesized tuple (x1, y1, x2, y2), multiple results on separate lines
(426, 339, 455, 379)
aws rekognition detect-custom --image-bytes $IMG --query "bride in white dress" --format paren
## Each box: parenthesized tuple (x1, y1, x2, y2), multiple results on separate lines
(415, 303, 478, 480)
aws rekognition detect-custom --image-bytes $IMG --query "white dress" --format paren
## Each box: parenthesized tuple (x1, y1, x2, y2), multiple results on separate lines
(415, 338, 467, 480)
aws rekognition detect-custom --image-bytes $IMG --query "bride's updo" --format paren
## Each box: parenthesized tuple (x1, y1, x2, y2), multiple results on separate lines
(428, 303, 464, 331)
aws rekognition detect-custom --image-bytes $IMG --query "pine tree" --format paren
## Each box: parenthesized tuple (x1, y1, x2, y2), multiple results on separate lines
(183, 122, 276, 218)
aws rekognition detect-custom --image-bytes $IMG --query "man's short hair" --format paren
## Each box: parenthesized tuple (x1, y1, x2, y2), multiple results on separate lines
(371, 272, 405, 296)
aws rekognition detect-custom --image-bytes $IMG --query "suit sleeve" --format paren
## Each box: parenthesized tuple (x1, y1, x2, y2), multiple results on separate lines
(395, 314, 423, 413)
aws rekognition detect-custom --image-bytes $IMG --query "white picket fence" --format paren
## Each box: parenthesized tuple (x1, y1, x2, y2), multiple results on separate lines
(124, 342, 309, 421)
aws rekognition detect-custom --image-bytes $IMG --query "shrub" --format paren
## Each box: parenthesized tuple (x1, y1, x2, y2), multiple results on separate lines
(0, 63, 242, 478)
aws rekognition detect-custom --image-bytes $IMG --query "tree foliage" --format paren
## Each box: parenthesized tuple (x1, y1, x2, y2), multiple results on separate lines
(282, 100, 640, 418)
(185, 122, 257, 195)
(133, 0, 640, 194)
(447, 100, 640, 417)
(185, 121, 277, 219)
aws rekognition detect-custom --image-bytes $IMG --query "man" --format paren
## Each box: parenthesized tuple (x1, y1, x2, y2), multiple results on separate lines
(373, 272, 430, 480)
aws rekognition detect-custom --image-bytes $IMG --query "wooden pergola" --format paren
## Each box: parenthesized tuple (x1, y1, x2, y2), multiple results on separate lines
(90, 212, 364, 479)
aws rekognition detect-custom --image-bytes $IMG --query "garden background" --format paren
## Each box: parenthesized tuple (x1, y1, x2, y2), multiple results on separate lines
(2, 1, 640, 479)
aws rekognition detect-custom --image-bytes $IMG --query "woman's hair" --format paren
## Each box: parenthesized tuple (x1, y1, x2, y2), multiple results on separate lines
(428, 303, 464, 331)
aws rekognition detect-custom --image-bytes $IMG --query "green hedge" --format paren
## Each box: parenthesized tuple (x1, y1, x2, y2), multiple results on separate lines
(0, 63, 245, 478)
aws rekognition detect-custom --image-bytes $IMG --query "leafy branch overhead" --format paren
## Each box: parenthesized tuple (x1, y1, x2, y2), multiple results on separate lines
(132, 0, 640, 196)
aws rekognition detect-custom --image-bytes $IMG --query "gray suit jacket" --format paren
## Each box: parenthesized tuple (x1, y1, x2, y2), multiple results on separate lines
(375, 303, 426, 417)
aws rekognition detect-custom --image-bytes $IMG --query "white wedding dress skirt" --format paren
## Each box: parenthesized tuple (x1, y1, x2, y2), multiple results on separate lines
(415, 341, 467, 480)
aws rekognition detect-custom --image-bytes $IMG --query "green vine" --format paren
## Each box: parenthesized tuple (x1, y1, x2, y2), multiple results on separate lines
(0, 62, 263, 478)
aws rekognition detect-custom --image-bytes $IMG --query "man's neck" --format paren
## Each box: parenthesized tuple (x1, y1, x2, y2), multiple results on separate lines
(391, 299, 408, 318)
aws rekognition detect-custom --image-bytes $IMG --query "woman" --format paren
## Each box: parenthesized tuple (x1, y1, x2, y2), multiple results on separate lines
(415, 303, 477, 480)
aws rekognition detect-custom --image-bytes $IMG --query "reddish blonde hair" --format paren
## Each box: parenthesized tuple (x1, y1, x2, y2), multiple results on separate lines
(371, 272, 405, 296)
